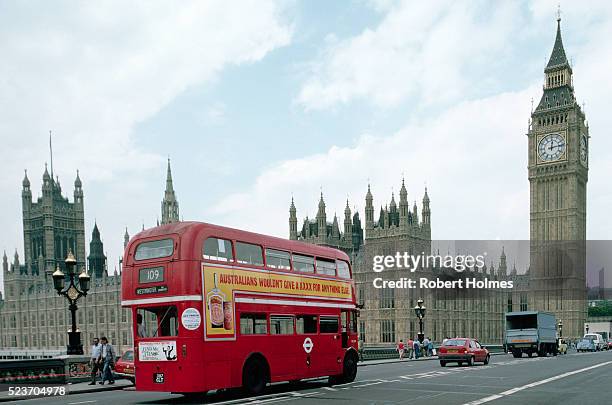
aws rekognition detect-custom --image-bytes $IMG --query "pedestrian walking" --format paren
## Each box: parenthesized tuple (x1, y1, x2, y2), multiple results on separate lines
(427, 337, 433, 356)
(423, 337, 430, 357)
(98, 336, 116, 385)
(88, 337, 101, 385)
(406, 338, 414, 359)
(396, 339, 405, 359)
(414, 338, 420, 359)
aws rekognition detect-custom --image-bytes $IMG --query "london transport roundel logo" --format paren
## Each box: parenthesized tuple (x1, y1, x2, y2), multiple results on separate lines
(181, 308, 201, 331)
(303, 337, 314, 354)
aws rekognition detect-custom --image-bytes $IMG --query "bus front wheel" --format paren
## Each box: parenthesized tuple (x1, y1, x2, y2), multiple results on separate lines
(329, 352, 358, 385)
(242, 357, 269, 396)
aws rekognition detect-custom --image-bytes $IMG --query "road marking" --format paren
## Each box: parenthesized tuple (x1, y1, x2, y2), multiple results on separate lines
(463, 360, 612, 405)
(322, 386, 337, 391)
(68, 402, 96, 405)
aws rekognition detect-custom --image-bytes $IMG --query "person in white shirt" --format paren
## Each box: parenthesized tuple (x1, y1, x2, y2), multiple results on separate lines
(89, 337, 101, 385)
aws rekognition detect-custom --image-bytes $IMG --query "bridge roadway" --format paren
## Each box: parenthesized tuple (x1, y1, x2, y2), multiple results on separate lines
(5, 350, 612, 405)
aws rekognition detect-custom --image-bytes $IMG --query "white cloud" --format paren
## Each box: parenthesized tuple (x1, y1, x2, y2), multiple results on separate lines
(0, 1, 292, 286)
(297, 1, 522, 110)
(211, 87, 534, 240)
(213, 1, 612, 245)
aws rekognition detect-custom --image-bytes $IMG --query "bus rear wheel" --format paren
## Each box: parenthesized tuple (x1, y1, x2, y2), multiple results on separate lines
(242, 357, 268, 396)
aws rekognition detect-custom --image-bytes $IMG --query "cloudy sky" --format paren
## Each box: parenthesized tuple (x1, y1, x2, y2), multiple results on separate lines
(1, 1, 611, 292)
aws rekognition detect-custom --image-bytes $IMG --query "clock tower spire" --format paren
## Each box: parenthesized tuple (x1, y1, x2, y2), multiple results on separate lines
(528, 14, 588, 339)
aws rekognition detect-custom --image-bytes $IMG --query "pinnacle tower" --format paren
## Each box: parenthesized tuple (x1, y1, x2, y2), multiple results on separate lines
(161, 158, 180, 225)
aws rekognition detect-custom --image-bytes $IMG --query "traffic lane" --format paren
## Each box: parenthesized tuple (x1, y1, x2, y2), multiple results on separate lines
(5, 352, 612, 405)
(467, 352, 612, 405)
(265, 351, 612, 405)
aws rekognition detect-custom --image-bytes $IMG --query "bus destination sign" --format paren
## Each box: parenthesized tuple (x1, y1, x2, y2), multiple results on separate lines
(136, 285, 168, 295)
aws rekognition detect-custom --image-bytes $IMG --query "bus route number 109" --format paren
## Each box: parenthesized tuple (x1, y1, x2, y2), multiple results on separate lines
(139, 267, 164, 284)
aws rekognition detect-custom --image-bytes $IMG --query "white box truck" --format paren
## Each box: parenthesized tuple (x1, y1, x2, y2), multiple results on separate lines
(505, 311, 558, 358)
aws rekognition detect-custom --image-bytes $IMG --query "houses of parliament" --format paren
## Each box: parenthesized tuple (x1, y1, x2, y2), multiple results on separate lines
(290, 16, 588, 344)
(0, 160, 180, 357)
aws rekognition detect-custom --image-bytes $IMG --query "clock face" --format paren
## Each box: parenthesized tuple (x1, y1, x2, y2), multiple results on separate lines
(538, 133, 566, 162)
(580, 135, 588, 165)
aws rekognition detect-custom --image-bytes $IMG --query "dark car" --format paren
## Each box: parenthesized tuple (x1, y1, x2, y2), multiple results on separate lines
(438, 338, 490, 367)
(114, 350, 135, 383)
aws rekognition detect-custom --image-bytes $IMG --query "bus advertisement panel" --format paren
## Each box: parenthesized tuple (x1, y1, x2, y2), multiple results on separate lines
(203, 264, 353, 339)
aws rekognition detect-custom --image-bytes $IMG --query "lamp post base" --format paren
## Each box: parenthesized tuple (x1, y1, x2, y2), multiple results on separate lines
(417, 333, 424, 343)
(67, 331, 84, 355)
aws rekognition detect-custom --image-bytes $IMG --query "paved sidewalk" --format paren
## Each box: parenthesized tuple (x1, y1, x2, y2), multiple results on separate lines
(0, 379, 132, 402)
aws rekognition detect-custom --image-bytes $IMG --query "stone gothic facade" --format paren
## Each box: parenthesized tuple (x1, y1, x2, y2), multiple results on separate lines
(292, 18, 587, 344)
(0, 161, 179, 357)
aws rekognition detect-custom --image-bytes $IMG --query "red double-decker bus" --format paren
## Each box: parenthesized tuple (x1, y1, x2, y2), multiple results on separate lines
(121, 221, 359, 395)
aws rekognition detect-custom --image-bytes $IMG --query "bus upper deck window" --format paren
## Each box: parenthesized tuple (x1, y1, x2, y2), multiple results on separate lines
(235, 242, 263, 266)
(203, 237, 234, 262)
(135, 239, 174, 261)
(337, 260, 351, 279)
(293, 254, 314, 273)
(316, 258, 336, 276)
(265, 249, 291, 270)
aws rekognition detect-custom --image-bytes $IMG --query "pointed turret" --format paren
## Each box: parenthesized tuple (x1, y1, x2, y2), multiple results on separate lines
(412, 201, 419, 227)
(378, 206, 385, 228)
(332, 214, 340, 239)
(399, 178, 409, 228)
(535, 15, 575, 112)
(499, 246, 507, 277)
(42, 163, 52, 196)
(161, 158, 180, 224)
(511, 261, 517, 276)
(365, 184, 374, 230)
(74, 170, 82, 188)
(389, 193, 397, 211)
(289, 197, 298, 240)
(2, 251, 8, 274)
(316, 193, 327, 240)
(22, 169, 32, 214)
(344, 200, 352, 239)
(124, 227, 130, 248)
(22, 170, 30, 189)
(545, 16, 570, 71)
(422, 187, 431, 228)
(88, 222, 107, 278)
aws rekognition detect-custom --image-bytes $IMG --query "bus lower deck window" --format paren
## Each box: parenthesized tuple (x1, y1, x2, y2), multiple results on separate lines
(240, 313, 267, 335)
(270, 316, 294, 335)
(320, 316, 339, 334)
(137, 306, 178, 337)
(296, 315, 317, 334)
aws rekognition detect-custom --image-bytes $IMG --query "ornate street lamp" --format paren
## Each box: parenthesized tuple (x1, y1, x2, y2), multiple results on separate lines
(414, 298, 426, 343)
(558, 320, 563, 338)
(52, 251, 90, 355)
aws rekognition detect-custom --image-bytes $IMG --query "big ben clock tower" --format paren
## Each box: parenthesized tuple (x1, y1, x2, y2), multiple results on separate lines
(528, 15, 588, 339)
